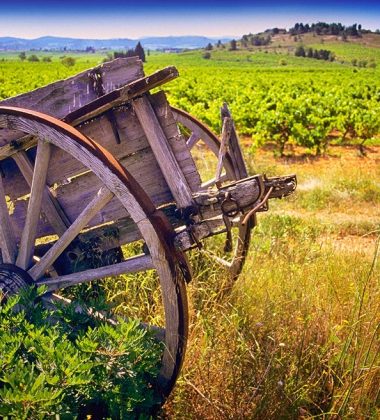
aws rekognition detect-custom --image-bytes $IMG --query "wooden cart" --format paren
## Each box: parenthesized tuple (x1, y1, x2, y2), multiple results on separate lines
(0, 57, 296, 401)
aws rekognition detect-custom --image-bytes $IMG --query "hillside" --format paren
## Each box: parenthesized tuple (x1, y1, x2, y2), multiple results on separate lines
(0, 35, 231, 51)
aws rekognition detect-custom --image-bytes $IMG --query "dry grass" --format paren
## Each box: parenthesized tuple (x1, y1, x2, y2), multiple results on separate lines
(157, 146, 380, 419)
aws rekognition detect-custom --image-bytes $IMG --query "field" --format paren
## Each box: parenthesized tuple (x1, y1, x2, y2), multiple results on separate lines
(0, 39, 379, 418)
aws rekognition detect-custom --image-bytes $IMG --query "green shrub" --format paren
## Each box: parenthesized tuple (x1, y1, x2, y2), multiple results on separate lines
(61, 57, 76, 67)
(27, 55, 39, 62)
(0, 287, 162, 418)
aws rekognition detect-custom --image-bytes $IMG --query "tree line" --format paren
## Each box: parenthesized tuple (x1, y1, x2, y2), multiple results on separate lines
(289, 22, 363, 37)
(295, 46, 335, 61)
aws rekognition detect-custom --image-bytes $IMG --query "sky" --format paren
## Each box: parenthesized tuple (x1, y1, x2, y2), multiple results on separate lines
(0, 0, 379, 39)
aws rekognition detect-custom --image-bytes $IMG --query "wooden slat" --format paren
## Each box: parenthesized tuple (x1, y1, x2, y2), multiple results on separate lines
(16, 141, 51, 269)
(0, 175, 17, 263)
(37, 254, 153, 292)
(0, 57, 143, 133)
(133, 95, 194, 208)
(13, 151, 70, 235)
(29, 187, 114, 280)
(186, 133, 200, 148)
(64, 66, 179, 126)
(215, 117, 232, 185)
(221, 103, 248, 179)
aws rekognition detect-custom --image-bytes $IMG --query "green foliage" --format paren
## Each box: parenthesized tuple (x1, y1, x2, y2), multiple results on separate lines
(27, 54, 40, 62)
(61, 56, 76, 67)
(0, 287, 162, 418)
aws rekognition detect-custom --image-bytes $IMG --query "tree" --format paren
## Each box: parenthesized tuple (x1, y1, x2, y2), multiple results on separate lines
(295, 46, 306, 57)
(61, 56, 76, 67)
(134, 41, 146, 62)
(229, 39, 237, 51)
(27, 54, 39, 62)
(205, 43, 213, 51)
(19, 52, 26, 61)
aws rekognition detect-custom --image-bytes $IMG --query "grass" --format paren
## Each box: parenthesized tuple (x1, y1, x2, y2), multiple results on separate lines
(154, 146, 380, 419)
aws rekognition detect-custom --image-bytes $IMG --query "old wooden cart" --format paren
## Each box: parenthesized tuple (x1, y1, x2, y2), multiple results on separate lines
(0, 57, 296, 401)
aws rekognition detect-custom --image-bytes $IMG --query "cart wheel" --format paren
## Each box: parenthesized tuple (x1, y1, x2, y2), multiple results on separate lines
(171, 106, 253, 282)
(0, 106, 188, 401)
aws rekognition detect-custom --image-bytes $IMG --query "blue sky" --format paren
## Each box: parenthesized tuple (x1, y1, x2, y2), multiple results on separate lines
(0, 1, 379, 39)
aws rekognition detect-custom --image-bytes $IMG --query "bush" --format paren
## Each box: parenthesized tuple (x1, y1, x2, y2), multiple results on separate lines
(27, 55, 39, 62)
(61, 56, 76, 67)
(0, 287, 163, 418)
(203, 52, 211, 59)
(42, 57, 52, 63)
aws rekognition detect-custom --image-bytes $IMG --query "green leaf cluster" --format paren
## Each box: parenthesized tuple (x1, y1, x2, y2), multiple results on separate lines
(0, 287, 163, 418)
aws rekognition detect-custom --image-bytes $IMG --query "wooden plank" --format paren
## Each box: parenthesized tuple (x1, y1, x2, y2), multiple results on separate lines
(64, 66, 179, 126)
(16, 141, 51, 269)
(133, 95, 194, 208)
(13, 151, 70, 235)
(0, 175, 17, 263)
(215, 117, 232, 185)
(221, 103, 248, 179)
(29, 186, 114, 280)
(37, 254, 154, 293)
(0, 57, 143, 130)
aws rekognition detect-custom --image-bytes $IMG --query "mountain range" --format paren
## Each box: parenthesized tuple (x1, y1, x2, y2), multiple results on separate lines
(0, 36, 232, 51)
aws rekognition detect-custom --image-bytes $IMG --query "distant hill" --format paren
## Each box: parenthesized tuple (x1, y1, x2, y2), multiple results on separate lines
(0, 35, 232, 51)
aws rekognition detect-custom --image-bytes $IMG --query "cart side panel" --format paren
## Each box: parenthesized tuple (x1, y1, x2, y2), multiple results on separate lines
(0, 57, 143, 133)
(3, 91, 201, 241)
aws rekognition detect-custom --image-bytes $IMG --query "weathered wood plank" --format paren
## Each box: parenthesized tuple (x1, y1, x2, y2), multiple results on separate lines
(221, 103, 248, 179)
(215, 117, 232, 185)
(16, 141, 51, 269)
(0, 175, 17, 263)
(133, 95, 194, 208)
(37, 254, 154, 292)
(64, 66, 179, 126)
(0, 57, 143, 134)
(29, 187, 114, 280)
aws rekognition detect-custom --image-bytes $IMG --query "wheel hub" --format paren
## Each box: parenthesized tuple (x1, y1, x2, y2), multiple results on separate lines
(0, 264, 34, 299)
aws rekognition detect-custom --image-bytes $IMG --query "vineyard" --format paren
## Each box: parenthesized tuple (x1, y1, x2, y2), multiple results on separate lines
(0, 42, 379, 418)
(1, 46, 380, 156)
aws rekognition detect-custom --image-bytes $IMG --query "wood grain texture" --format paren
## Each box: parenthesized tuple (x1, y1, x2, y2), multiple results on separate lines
(16, 141, 51, 269)
(0, 175, 17, 264)
(215, 117, 232, 185)
(36, 254, 153, 293)
(133, 95, 194, 208)
(221, 103, 248, 179)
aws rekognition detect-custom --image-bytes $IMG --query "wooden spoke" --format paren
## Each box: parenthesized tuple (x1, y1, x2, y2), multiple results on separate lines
(16, 141, 51, 269)
(186, 133, 200, 148)
(29, 186, 113, 280)
(13, 150, 70, 236)
(37, 254, 154, 292)
(201, 249, 232, 268)
(0, 176, 17, 264)
(201, 173, 228, 189)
